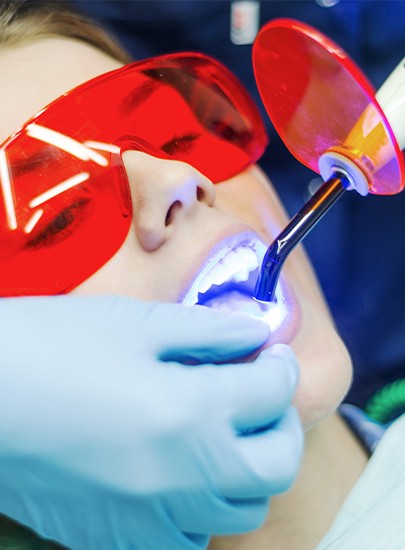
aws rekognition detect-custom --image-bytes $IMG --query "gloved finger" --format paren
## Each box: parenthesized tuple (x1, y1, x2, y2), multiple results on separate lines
(207, 496, 270, 535)
(168, 489, 270, 536)
(214, 344, 299, 432)
(151, 303, 270, 363)
(222, 406, 303, 499)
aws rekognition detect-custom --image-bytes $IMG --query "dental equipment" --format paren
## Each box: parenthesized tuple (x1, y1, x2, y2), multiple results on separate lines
(253, 19, 405, 302)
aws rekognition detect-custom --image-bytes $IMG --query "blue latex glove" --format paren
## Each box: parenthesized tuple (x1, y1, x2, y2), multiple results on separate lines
(0, 295, 303, 550)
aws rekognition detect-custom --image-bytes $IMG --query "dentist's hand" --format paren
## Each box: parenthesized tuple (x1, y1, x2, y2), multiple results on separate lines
(0, 295, 303, 550)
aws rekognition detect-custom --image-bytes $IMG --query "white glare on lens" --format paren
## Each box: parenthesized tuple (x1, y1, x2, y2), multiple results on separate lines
(84, 141, 121, 155)
(0, 149, 17, 230)
(27, 124, 108, 166)
(24, 208, 44, 233)
(29, 172, 89, 207)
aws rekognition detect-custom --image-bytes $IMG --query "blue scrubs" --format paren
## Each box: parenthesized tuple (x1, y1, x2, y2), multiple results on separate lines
(72, 0, 405, 419)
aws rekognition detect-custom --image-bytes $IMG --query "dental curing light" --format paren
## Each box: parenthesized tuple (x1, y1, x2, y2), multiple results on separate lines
(253, 19, 405, 302)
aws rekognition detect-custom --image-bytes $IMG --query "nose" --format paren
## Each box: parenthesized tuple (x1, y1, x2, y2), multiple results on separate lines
(122, 151, 216, 251)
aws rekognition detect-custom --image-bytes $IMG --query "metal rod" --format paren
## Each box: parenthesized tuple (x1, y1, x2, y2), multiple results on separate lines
(254, 174, 350, 303)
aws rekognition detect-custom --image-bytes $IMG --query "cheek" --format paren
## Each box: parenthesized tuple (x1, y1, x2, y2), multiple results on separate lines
(215, 166, 289, 242)
(70, 222, 190, 302)
(70, 229, 153, 299)
(218, 168, 353, 428)
(283, 265, 353, 429)
(292, 319, 353, 429)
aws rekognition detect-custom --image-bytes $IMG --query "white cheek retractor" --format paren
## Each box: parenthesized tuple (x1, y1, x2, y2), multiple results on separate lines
(252, 19, 405, 303)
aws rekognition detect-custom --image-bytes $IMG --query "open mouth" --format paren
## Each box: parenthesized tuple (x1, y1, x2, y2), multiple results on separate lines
(182, 239, 288, 332)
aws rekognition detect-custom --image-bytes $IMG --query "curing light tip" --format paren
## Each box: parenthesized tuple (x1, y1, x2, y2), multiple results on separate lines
(254, 174, 349, 302)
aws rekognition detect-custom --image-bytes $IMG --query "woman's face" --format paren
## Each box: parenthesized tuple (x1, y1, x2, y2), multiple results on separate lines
(0, 37, 352, 429)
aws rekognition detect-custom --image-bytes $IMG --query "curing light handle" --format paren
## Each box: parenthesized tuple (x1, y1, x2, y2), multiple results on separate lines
(376, 56, 405, 151)
(254, 174, 349, 302)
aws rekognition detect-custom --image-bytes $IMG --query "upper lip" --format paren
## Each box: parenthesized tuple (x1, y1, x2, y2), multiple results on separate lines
(181, 230, 266, 306)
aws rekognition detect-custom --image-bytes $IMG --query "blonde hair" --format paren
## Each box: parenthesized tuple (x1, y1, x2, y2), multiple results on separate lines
(0, 0, 132, 63)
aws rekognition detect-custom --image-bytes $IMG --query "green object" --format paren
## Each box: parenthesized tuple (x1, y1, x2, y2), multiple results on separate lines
(365, 379, 405, 424)
(0, 515, 65, 550)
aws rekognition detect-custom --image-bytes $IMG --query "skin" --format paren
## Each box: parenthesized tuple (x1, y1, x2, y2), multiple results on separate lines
(0, 37, 368, 548)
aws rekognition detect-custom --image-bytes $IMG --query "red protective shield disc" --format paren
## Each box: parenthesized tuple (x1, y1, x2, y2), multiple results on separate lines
(253, 18, 404, 194)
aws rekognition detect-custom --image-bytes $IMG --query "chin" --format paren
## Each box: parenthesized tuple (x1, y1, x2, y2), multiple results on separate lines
(292, 330, 353, 430)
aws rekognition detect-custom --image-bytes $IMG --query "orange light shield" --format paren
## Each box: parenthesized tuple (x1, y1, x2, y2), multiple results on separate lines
(253, 18, 405, 195)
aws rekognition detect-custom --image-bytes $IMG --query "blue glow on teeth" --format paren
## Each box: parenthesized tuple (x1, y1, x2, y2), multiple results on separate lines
(183, 245, 261, 306)
(202, 282, 287, 333)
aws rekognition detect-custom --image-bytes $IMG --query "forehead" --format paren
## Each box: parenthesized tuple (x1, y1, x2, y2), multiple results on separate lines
(0, 37, 122, 144)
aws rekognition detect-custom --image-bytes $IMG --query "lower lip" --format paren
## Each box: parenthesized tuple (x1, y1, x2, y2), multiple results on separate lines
(203, 277, 301, 346)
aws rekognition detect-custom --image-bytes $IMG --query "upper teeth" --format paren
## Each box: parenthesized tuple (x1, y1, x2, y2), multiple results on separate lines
(183, 243, 266, 306)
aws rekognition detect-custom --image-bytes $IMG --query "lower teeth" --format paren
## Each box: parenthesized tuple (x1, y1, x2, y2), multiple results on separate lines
(205, 289, 287, 333)
(204, 290, 266, 316)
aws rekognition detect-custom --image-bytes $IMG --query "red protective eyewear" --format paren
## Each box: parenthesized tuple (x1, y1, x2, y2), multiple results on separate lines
(0, 53, 267, 296)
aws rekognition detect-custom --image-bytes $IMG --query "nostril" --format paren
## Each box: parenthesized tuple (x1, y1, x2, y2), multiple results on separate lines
(196, 186, 205, 201)
(196, 179, 216, 206)
(165, 200, 181, 226)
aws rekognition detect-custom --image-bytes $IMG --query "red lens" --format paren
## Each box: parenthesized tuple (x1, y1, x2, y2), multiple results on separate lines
(0, 53, 267, 296)
(253, 19, 404, 195)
